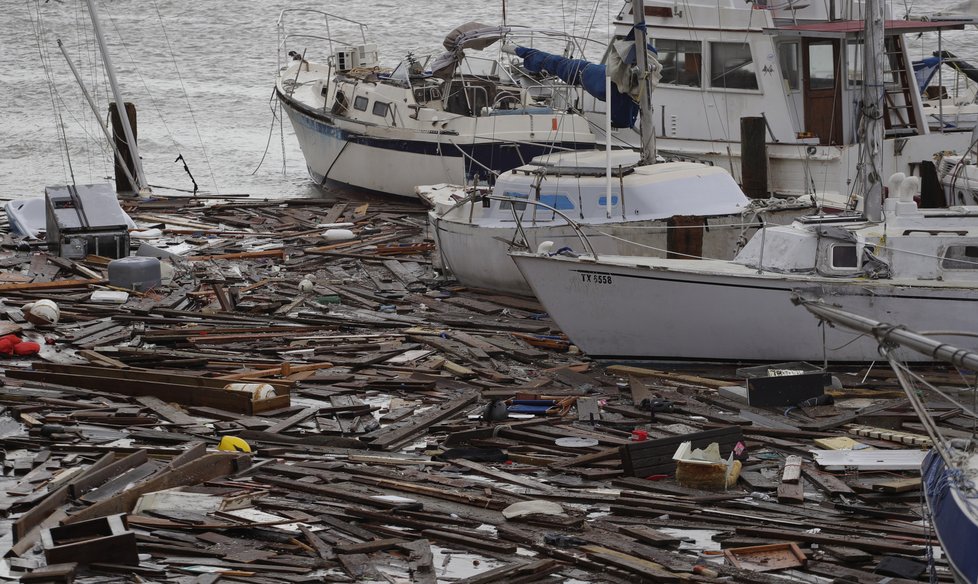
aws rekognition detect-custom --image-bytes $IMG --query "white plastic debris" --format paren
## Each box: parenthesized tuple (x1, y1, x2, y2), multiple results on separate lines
(323, 228, 355, 242)
(501, 500, 565, 519)
(23, 299, 60, 326)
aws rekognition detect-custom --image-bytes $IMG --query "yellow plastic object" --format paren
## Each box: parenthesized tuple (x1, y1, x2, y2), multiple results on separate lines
(218, 436, 252, 453)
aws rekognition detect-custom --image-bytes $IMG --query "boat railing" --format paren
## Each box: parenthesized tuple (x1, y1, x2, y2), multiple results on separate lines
(440, 193, 598, 258)
(276, 9, 369, 70)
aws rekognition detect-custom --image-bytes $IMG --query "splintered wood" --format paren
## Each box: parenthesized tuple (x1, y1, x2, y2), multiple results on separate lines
(0, 196, 966, 582)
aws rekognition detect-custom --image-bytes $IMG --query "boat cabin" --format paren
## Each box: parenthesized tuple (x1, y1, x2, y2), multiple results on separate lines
(619, 0, 968, 146)
(734, 195, 978, 281)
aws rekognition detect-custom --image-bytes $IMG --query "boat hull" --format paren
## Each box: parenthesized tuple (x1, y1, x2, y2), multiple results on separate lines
(432, 214, 761, 296)
(279, 92, 596, 198)
(923, 449, 978, 584)
(510, 253, 978, 362)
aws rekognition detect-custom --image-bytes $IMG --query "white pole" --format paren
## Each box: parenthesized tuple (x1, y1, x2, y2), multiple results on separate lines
(84, 0, 149, 193)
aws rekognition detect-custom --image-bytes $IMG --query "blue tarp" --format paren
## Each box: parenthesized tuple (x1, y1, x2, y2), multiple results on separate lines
(514, 46, 640, 129)
(913, 56, 942, 94)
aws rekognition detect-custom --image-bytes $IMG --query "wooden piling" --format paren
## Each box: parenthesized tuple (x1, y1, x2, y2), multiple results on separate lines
(740, 116, 768, 199)
(109, 102, 138, 194)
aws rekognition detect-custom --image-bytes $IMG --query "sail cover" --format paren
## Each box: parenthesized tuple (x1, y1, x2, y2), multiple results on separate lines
(513, 37, 660, 129)
(430, 22, 513, 78)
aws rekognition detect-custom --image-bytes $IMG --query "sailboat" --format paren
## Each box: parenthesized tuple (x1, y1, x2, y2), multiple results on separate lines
(509, 0, 978, 362)
(274, 12, 612, 198)
(422, 0, 814, 297)
(798, 300, 978, 584)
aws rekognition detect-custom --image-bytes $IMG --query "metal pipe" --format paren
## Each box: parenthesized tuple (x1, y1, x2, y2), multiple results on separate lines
(798, 298, 978, 371)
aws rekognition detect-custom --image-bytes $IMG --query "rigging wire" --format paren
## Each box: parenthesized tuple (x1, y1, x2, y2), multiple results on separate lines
(29, 0, 71, 186)
(150, 0, 220, 195)
(251, 88, 281, 175)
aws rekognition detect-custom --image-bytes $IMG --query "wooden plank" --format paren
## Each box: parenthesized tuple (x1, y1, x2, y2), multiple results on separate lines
(734, 526, 924, 555)
(0, 278, 104, 291)
(68, 450, 149, 499)
(65, 453, 248, 524)
(781, 455, 802, 483)
(135, 396, 199, 426)
(580, 545, 680, 582)
(264, 406, 319, 434)
(420, 529, 517, 554)
(604, 365, 730, 389)
(368, 392, 478, 451)
(450, 459, 554, 492)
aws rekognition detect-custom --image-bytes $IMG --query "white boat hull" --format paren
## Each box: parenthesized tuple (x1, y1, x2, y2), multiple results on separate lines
(510, 253, 978, 362)
(276, 61, 599, 198)
(283, 104, 466, 196)
(432, 214, 764, 296)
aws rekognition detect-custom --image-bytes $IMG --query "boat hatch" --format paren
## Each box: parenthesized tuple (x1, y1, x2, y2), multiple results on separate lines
(816, 241, 861, 276)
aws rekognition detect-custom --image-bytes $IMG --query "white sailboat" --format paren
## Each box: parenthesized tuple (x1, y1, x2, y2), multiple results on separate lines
(274, 13, 611, 198)
(422, 1, 814, 297)
(510, 0, 978, 363)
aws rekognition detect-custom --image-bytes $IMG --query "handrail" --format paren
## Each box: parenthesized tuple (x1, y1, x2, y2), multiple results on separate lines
(276, 9, 369, 70)
(436, 192, 598, 258)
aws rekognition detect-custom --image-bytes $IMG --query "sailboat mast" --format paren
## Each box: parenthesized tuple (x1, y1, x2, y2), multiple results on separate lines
(861, 0, 884, 221)
(84, 0, 148, 193)
(56, 39, 140, 194)
(630, 0, 655, 165)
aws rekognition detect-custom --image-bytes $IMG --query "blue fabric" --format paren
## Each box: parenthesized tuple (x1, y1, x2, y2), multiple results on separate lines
(913, 56, 942, 94)
(514, 46, 639, 128)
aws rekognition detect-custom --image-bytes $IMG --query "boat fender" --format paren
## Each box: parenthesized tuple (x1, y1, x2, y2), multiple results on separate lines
(23, 299, 60, 326)
(483, 399, 509, 422)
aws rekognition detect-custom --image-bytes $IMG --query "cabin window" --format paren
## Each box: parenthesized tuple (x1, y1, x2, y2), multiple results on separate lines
(831, 244, 858, 268)
(498, 191, 528, 212)
(807, 42, 836, 90)
(413, 87, 441, 103)
(353, 96, 369, 111)
(538, 194, 575, 211)
(778, 42, 801, 91)
(709, 42, 758, 90)
(656, 39, 702, 87)
(372, 101, 390, 117)
(941, 245, 978, 270)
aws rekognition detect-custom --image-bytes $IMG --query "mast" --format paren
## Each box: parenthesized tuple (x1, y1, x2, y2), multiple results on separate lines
(630, 0, 655, 165)
(56, 39, 140, 194)
(84, 0, 149, 194)
(861, 0, 884, 221)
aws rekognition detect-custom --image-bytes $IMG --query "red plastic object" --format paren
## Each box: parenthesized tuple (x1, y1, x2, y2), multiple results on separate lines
(0, 334, 22, 356)
(13, 342, 41, 356)
(631, 430, 649, 441)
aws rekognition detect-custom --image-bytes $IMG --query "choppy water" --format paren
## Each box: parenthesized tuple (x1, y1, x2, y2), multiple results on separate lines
(0, 0, 973, 200)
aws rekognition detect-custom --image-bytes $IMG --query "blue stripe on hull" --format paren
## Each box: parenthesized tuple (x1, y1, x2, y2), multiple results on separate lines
(280, 93, 595, 185)
(924, 449, 978, 584)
